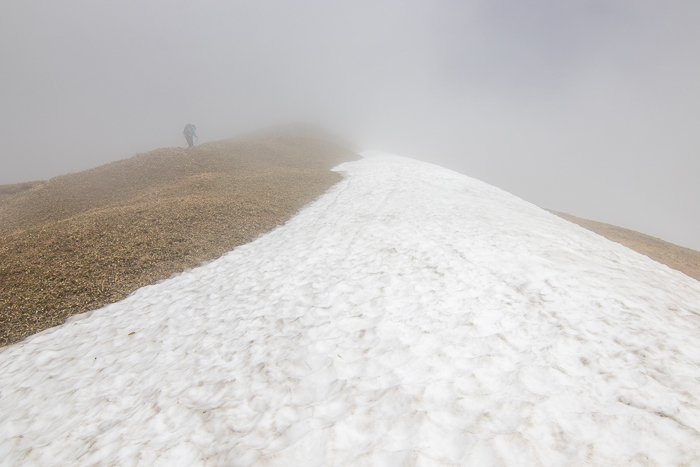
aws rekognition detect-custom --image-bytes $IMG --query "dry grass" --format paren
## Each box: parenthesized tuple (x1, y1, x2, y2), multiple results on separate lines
(0, 134, 359, 347)
(549, 210, 700, 282)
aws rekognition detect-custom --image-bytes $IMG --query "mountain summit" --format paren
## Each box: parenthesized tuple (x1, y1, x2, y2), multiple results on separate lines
(1, 151, 699, 465)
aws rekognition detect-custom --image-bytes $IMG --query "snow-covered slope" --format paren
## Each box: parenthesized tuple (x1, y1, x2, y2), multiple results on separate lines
(2, 152, 700, 466)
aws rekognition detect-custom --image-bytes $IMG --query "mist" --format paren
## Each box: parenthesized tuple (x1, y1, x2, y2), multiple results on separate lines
(2, 0, 699, 249)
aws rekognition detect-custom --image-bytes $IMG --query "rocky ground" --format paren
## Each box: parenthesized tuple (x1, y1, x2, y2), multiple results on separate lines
(0, 133, 358, 347)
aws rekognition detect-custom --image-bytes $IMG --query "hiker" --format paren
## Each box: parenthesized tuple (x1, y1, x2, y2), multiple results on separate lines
(183, 124, 197, 147)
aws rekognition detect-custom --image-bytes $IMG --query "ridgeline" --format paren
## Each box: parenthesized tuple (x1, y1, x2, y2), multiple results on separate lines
(2, 132, 698, 348)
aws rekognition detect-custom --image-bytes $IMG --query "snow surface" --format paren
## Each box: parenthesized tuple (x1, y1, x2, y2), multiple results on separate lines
(2, 151, 700, 466)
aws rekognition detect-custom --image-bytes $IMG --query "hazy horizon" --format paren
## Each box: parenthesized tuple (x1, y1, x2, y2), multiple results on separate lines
(2, 1, 698, 249)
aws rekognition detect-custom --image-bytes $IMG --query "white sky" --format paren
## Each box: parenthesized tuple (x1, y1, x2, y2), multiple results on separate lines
(1, 0, 699, 249)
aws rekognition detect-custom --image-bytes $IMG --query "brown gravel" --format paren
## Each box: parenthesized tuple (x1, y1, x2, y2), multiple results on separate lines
(0, 134, 359, 347)
(549, 210, 700, 282)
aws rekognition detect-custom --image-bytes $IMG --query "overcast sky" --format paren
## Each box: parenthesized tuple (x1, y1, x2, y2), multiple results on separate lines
(2, 0, 699, 249)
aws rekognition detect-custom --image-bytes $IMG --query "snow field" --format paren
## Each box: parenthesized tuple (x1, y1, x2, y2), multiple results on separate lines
(1, 151, 700, 466)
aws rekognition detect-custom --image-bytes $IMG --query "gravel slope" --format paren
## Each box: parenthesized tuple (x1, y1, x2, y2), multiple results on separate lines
(0, 134, 358, 347)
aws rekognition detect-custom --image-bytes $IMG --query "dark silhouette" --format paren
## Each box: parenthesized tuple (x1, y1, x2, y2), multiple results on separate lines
(183, 124, 197, 147)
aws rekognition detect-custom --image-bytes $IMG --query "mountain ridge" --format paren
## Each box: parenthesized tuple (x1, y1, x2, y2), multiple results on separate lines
(1, 140, 697, 348)
(3, 151, 698, 464)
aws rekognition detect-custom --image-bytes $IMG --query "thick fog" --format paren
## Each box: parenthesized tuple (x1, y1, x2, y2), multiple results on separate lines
(2, 1, 699, 249)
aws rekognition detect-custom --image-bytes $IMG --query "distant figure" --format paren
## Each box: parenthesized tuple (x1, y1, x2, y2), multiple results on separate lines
(183, 124, 197, 147)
